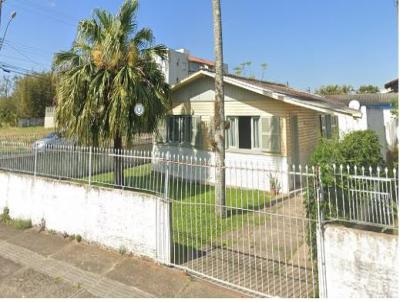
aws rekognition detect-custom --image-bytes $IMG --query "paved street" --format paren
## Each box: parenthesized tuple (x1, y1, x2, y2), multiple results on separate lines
(0, 223, 246, 298)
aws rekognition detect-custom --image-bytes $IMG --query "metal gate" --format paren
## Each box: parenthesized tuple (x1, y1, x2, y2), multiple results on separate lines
(166, 159, 319, 298)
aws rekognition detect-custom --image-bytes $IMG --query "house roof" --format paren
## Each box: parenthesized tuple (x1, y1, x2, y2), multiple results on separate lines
(171, 70, 361, 118)
(188, 56, 215, 66)
(327, 93, 398, 107)
(384, 79, 398, 92)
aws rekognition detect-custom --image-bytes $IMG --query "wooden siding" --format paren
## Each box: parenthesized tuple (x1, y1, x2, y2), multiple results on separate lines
(169, 77, 322, 164)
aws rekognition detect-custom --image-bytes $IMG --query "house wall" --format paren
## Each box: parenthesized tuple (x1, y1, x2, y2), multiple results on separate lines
(322, 224, 398, 298)
(0, 171, 171, 263)
(170, 76, 322, 165)
(338, 105, 368, 135)
(152, 144, 291, 193)
(338, 105, 397, 160)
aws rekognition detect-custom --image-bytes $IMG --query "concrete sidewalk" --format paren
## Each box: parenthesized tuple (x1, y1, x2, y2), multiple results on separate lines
(0, 223, 246, 298)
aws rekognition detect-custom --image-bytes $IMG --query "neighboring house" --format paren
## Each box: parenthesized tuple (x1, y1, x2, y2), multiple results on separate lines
(44, 106, 55, 129)
(328, 93, 398, 161)
(384, 79, 398, 93)
(154, 48, 229, 85)
(153, 70, 360, 192)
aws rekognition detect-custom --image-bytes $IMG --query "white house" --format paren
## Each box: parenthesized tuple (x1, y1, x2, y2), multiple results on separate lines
(328, 93, 398, 161)
(154, 70, 361, 192)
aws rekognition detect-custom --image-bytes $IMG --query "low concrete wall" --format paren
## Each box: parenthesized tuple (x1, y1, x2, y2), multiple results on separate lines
(322, 224, 398, 298)
(0, 171, 171, 263)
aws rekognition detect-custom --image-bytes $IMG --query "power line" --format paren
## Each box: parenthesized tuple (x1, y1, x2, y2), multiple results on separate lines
(14, 0, 77, 22)
(10, 0, 77, 28)
(0, 61, 46, 78)
(1, 41, 49, 67)
(0, 53, 44, 64)
(3, 39, 53, 56)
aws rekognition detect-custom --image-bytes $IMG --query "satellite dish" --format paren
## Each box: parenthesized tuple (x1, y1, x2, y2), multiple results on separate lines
(348, 99, 361, 110)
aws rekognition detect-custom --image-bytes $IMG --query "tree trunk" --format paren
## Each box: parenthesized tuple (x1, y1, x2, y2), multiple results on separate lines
(113, 134, 124, 187)
(212, 0, 226, 218)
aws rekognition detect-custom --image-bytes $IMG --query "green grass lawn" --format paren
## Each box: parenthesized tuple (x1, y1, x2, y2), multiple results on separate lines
(90, 163, 272, 254)
(0, 127, 53, 140)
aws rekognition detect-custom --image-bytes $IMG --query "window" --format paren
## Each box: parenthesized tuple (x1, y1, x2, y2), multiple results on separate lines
(225, 116, 280, 152)
(164, 115, 201, 146)
(252, 117, 260, 149)
(320, 114, 338, 138)
(225, 117, 237, 148)
(166, 115, 192, 143)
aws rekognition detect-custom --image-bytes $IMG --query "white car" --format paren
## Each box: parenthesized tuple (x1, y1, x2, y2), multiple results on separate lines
(32, 133, 69, 151)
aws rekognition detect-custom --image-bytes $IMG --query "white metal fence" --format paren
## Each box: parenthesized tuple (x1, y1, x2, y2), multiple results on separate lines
(321, 165, 398, 229)
(0, 139, 398, 297)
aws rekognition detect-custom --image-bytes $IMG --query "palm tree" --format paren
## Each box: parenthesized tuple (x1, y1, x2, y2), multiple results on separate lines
(212, 0, 226, 217)
(53, 0, 169, 186)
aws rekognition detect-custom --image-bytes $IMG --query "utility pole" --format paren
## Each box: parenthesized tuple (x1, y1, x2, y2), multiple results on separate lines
(0, 0, 4, 29)
(0, 0, 6, 29)
(0, 10, 16, 52)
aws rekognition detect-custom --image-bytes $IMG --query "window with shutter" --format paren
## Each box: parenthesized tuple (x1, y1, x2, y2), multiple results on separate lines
(225, 117, 238, 148)
(191, 116, 201, 147)
(165, 115, 194, 144)
(252, 117, 260, 149)
(261, 116, 281, 153)
(156, 118, 166, 143)
(320, 114, 336, 138)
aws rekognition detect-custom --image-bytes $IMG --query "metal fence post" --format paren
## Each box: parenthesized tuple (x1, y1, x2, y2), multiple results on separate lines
(316, 166, 328, 298)
(163, 153, 172, 265)
(34, 147, 38, 177)
(164, 153, 169, 200)
(88, 146, 92, 185)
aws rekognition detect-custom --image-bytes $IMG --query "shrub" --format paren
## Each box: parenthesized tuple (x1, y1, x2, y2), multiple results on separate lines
(0, 207, 11, 223)
(75, 234, 82, 242)
(310, 130, 384, 170)
(304, 129, 385, 296)
(12, 219, 32, 230)
(119, 245, 127, 255)
(339, 130, 384, 168)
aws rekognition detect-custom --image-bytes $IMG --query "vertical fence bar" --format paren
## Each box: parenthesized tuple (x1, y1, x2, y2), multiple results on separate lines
(316, 166, 327, 298)
(88, 146, 92, 185)
(34, 146, 38, 177)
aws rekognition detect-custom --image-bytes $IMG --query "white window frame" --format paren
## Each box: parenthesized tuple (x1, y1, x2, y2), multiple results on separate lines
(225, 116, 261, 151)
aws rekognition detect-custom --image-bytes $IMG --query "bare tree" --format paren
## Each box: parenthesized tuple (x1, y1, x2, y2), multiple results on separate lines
(212, 0, 226, 217)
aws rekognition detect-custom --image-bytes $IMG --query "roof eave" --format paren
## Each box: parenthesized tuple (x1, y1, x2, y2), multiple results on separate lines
(171, 70, 362, 118)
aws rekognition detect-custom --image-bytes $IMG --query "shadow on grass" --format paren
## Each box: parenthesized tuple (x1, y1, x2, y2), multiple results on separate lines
(171, 242, 207, 265)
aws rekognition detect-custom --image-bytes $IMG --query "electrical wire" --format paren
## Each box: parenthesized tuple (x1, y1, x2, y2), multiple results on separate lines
(0, 61, 46, 78)
(14, 0, 77, 21)
(0, 42, 49, 67)
(10, 0, 77, 27)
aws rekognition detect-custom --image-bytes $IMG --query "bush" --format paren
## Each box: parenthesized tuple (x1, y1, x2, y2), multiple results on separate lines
(310, 130, 384, 169)
(0, 98, 18, 127)
(0, 207, 11, 223)
(340, 130, 384, 168)
(12, 219, 32, 230)
(304, 129, 385, 295)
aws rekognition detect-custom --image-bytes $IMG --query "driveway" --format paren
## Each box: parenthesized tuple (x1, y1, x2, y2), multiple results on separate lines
(0, 223, 245, 298)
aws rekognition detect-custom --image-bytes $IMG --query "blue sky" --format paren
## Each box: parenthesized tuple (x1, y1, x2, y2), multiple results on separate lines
(0, 0, 398, 91)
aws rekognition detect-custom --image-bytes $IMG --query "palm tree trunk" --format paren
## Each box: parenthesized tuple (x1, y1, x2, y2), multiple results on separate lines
(113, 134, 124, 186)
(212, 0, 226, 218)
